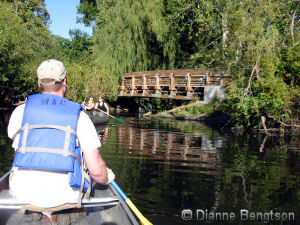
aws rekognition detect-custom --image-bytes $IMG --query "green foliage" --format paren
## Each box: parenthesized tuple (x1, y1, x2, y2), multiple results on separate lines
(92, 0, 176, 82)
(68, 29, 92, 60)
(0, 2, 38, 105)
(0, 1, 76, 106)
(186, 104, 215, 115)
(288, 86, 300, 119)
(279, 30, 300, 86)
(138, 98, 184, 113)
(223, 75, 292, 129)
(77, 0, 299, 130)
(6, 0, 50, 29)
(51, 29, 92, 63)
(1, 0, 299, 131)
(163, 0, 224, 68)
(217, 0, 299, 129)
(77, 0, 98, 26)
(65, 58, 119, 102)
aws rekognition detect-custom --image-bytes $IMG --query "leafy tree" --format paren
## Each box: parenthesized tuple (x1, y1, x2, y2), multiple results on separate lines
(68, 29, 92, 61)
(90, 0, 176, 99)
(2, 0, 298, 131)
(51, 29, 92, 63)
(0, 1, 67, 106)
(0, 2, 38, 106)
(5, 0, 50, 29)
(65, 58, 117, 102)
(163, 0, 225, 68)
(160, 0, 299, 129)
(76, 0, 299, 129)
(217, 0, 299, 129)
(77, 0, 97, 27)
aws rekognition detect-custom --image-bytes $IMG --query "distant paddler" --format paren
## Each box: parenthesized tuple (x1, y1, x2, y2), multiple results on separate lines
(95, 96, 109, 115)
(95, 96, 125, 123)
(82, 97, 95, 115)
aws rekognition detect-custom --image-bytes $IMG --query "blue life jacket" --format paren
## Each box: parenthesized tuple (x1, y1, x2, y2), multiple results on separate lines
(12, 93, 92, 197)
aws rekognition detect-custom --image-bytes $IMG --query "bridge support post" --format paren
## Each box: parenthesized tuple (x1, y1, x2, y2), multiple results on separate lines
(185, 73, 193, 97)
(169, 73, 176, 96)
(155, 73, 161, 95)
(205, 72, 210, 86)
(119, 79, 126, 96)
(142, 74, 148, 96)
(130, 75, 136, 95)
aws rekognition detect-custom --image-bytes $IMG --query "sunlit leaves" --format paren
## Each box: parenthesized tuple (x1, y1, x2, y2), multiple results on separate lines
(6, 0, 50, 29)
(0, 1, 60, 105)
(77, 0, 98, 26)
(0, 2, 37, 104)
(93, 0, 176, 81)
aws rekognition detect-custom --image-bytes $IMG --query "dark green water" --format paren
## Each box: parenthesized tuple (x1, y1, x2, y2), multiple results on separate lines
(0, 115, 300, 225)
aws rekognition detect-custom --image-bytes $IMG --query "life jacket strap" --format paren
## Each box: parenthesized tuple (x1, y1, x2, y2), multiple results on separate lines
(20, 123, 30, 153)
(12, 124, 77, 142)
(15, 147, 81, 166)
(76, 170, 92, 207)
(77, 146, 92, 207)
(83, 170, 92, 197)
(13, 124, 77, 155)
(63, 126, 72, 156)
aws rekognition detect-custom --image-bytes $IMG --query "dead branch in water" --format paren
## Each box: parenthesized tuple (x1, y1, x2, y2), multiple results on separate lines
(268, 115, 300, 128)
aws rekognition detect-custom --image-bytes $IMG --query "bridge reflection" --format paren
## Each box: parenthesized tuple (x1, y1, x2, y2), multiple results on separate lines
(116, 125, 224, 175)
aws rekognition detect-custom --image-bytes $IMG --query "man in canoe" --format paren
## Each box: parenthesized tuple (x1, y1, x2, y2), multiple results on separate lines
(95, 96, 109, 115)
(7, 59, 115, 221)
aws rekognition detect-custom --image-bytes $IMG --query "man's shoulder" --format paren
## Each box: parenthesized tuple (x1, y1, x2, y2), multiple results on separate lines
(78, 111, 93, 125)
(11, 104, 26, 117)
(7, 104, 25, 139)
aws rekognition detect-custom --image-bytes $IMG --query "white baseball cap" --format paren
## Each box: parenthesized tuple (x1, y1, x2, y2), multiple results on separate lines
(37, 59, 66, 84)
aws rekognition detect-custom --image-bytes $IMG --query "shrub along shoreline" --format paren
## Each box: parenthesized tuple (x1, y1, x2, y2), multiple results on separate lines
(150, 103, 300, 135)
(151, 102, 232, 129)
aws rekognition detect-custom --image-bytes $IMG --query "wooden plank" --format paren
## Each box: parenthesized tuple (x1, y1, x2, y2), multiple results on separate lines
(123, 68, 229, 78)
(118, 93, 200, 100)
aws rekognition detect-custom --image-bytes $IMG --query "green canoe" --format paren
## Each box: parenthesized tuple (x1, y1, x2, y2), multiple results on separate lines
(88, 110, 109, 125)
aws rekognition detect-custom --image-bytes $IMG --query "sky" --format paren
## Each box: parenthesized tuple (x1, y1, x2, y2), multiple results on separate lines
(45, 0, 93, 39)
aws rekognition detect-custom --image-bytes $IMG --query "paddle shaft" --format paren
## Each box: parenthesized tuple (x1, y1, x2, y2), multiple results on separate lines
(95, 108, 124, 122)
(111, 181, 152, 225)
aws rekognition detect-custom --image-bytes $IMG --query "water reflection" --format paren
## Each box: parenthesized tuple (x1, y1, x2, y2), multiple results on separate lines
(116, 119, 224, 175)
(98, 117, 300, 224)
(0, 113, 299, 225)
(95, 125, 109, 144)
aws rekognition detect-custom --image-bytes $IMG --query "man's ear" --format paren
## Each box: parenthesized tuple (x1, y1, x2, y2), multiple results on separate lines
(37, 80, 41, 88)
(62, 77, 67, 87)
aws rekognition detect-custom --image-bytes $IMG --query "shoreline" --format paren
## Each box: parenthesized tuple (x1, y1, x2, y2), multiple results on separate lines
(151, 110, 232, 130)
(146, 104, 300, 135)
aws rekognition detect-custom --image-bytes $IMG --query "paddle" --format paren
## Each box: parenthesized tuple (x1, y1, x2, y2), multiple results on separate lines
(111, 181, 152, 225)
(95, 108, 125, 123)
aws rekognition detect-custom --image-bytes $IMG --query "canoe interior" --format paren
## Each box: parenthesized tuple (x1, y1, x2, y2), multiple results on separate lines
(0, 172, 139, 225)
(89, 111, 109, 125)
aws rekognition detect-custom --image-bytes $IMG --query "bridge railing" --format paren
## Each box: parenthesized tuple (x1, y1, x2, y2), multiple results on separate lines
(119, 69, 229, 100)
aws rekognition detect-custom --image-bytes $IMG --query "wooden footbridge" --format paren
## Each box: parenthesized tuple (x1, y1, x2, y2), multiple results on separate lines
(118, 69, 229, 101)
